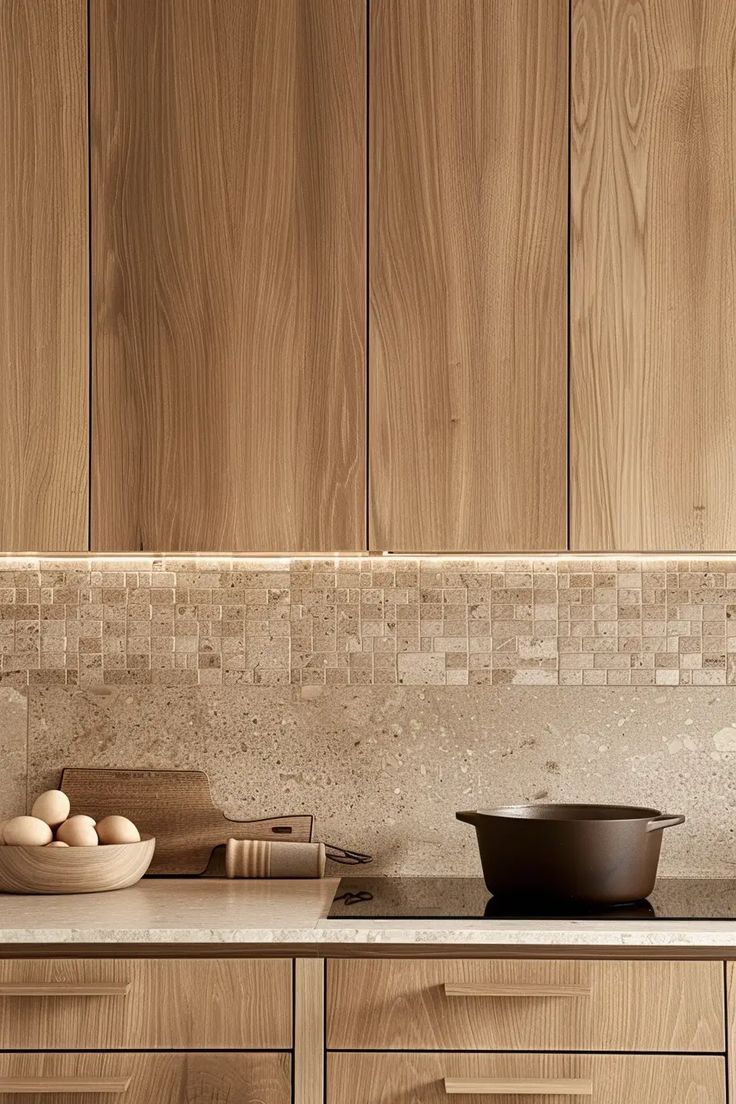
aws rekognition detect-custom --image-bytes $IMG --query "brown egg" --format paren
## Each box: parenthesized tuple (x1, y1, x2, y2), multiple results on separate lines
(96, 815, 140, 844)
(56, 816, 99, 846)
(31, 789, 71, 829)
(46, 840, 70, 848)
(3, 816, 53, 846)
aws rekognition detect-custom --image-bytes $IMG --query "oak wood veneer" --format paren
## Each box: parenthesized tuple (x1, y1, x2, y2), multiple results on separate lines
(327, 958, 724, 1052)
(0, 958, 291, 1050)
(92, 0, 365, 552)
(369, 0, 567, 552)
(0, 1052, 290, 1103)
(726, 962, 736, 1102)
(444, 1076, 593, 1096)
(61, 767, 314, 875)
(0, 0, 88, 551)
(571, 0, 736, 551)
(328, 1053, 725, 1104)
(294, 959, 324, 1104)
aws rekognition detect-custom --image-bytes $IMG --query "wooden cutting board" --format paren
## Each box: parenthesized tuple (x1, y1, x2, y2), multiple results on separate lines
(60, 768, 314, 875)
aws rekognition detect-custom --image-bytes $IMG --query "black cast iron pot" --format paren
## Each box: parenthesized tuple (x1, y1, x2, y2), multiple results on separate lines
(456, 804, 685, 905)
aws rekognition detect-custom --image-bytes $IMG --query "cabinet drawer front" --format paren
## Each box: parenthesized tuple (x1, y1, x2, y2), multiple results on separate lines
(0, 959, 291, 1050)
(327, 959, 724, 1052)
(0, 1052, 290, 1103)
(328, 1053, 725, 1104)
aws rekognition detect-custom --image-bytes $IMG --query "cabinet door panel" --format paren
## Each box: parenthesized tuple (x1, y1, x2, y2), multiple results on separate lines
(0, 0, 88, 551)
(327, 958, 724, 1053)
(0, 958, 291, 1050)
(369, 0, 567, 552)
(572, 0, 736, 551)
(328, 1053, 725, 1104)
(0, 1052, 290, 1103)
(92, 0, 365, 552)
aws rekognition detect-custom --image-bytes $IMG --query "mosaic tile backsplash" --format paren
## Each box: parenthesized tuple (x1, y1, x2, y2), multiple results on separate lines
(2, 555, 736, 688)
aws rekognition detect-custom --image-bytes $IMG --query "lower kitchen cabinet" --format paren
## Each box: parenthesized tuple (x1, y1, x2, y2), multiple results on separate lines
(327, 1052, 725, 1103)
(327, 958, 724, 1052)
(0, 958, 291, 1050)
(0, 1051, 290, 1102)
(0, 953, 733, 1103)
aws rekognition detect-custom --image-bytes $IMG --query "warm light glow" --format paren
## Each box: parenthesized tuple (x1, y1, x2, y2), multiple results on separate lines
(0, 551, 734, 564)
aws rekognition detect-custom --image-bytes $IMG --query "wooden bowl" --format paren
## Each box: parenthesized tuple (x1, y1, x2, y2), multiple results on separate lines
(0, 837, 155, 894)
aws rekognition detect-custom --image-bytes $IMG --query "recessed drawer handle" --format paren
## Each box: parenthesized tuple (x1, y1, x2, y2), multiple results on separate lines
(0, 983, 131, 997)
(0, 1076, 131, 1094)
(444, 1077, 594, 1096)
(443, 982, 591, 998)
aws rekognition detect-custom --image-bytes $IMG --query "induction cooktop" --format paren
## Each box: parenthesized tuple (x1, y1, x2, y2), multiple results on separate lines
(327, 877, 736, 921)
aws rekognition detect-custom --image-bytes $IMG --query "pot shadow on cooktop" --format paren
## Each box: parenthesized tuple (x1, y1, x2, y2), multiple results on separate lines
(328, 876, 736, 921)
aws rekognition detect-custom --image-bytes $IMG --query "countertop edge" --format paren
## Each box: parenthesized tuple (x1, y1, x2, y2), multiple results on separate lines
(2, 921, 736, 952)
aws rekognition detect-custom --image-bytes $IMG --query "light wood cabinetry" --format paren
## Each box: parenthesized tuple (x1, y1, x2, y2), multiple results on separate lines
(0, 0, 88, 552)
(327, 957, 724, 1052)
(9, 0, 736, 556)
(0, 952, 730, 1103)
(91, 0, 365, 553)
(0, 958, 291, 1050)
(295, 959, 325, 1104)
(725, 962, 736, 1102)
(328, 1052, 725, 1103)
(571, 0, 736, 551)
(6, 0, 736, 556)
(369, 0, 568, 553)
(0, 1052, 290, 1103)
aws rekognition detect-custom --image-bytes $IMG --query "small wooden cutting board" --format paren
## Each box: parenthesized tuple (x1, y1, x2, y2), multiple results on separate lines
(60, 768, 314, 875)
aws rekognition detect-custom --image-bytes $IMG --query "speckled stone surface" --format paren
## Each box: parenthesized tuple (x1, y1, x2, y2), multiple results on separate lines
(0, 879, 339, 943)
(0, 682, 27, 820)
(0, 879, 734, 948)
(26, 686, 736, 878)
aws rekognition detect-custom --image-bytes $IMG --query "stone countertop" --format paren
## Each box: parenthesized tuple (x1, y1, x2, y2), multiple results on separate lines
(2, 878, 736, 950)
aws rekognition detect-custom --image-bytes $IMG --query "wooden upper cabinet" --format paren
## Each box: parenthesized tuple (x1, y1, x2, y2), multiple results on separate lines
(91, 0, 366, 552)
(0, 0, 88, 551)
(572, 0, 736, 551)
(369, 0, 568, 553)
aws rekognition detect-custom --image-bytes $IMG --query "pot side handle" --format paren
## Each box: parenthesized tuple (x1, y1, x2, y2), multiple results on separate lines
(646, 813, 685, 832)
(455, 811, 478, 826)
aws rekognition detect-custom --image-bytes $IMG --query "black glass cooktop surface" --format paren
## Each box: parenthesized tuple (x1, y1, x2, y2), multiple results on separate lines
(327, 877, 736, 920)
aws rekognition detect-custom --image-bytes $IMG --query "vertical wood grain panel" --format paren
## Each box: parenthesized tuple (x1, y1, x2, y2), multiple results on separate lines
(728, 963, 735, 1101)
(572, 0, 736, 551)
(294, 958, 324, 1104)
(92, 0, 365, 552)
(369, 0, 567, 552)
(0, 0, 88, 551)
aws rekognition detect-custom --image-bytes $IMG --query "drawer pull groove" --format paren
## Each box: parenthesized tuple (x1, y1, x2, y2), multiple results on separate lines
(0, 983, 131, 998)
(444, 1077, 594, 1096)
(443, 982, 591, 999)
(0, 1076, 131, 1094)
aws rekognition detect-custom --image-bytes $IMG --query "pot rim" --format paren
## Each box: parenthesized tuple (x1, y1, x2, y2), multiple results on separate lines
(469, 803, 663, 823)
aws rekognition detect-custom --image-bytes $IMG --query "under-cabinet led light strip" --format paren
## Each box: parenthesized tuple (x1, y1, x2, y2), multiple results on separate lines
(0, 552, 734, 564)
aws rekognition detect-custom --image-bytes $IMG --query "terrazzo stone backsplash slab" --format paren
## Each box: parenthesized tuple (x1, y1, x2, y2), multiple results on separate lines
(10, 685, 736, 877)
(2, 555, 736, 687)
